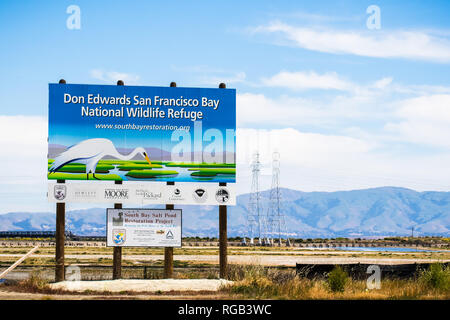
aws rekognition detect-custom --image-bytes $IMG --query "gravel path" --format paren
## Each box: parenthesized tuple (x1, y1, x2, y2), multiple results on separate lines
(49, 279, 232, 292)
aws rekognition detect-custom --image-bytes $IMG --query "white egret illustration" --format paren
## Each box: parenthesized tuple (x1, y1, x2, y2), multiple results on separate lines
(48, 138, 151, 179)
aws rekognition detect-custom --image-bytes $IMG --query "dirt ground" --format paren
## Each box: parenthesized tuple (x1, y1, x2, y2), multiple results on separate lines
(0, 287, 228, 300)
(49, 279, 232, 292)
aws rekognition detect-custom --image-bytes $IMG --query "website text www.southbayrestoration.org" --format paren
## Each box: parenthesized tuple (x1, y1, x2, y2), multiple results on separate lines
(94, 123, 191, 132)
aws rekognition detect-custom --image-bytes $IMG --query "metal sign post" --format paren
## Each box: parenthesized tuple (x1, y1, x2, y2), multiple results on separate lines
(218, 83, 228, 278)
(55, 180, 66, 282)
(112, 191, 123, 280)
(164, 82, 176, 278)
(219, 193, 227, 278)
(112, 80, 124, 280)
(164, 199, 174, 279)
(55, 79, 66, 283)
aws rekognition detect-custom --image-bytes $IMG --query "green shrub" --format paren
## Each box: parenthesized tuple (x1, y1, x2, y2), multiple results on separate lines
(327, 266, 348, 292)
(419, 263, 450, 291)
(227, 264, 267, 281)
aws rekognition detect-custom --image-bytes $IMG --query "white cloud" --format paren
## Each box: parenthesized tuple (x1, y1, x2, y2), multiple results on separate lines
(385, 94, 450, 148)
(0, 115, 47, 179)
(252, 21, 450, 62)
(236, 127, 450, 194)
(90, 69, 140, 85)
(258, 70, 450, 98)
(396, 94, 450, 123)
(236, 85, 450, 193)
(261, 71, 352, 91)
(237, 92, 327, 127)
(240, 70, 450, 131)
(373, 77, 393, 89)
(237, 90, 392, 128)
(0, 115, 46, 147)
(237, 127, 371, 168)
(0, 116, 51, 212)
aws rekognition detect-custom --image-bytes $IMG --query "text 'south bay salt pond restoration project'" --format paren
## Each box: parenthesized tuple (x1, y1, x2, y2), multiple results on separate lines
(47, 83, 236, 205)
(107, 208, 182, 247)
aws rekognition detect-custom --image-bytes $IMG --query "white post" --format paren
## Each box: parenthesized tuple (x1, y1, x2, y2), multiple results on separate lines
(0, 246, 39, 279)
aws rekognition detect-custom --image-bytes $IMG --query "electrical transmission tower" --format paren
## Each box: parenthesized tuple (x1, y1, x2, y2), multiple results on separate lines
(247, 152, 263, 245)
(266, 152, 289, 246)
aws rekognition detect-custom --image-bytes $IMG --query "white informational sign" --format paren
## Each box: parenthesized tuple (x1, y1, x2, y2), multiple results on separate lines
(106, 208, 182, 247)
(48, 182, 235, 205)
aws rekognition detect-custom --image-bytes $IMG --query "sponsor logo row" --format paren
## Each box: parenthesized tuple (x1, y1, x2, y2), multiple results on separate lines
(49, 182, 235, 205)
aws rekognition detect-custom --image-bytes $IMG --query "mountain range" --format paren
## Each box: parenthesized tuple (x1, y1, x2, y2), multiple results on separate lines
(0, 187, 449, 238)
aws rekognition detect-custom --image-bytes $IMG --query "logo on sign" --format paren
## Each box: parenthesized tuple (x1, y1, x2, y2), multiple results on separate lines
(136, 189, 162, 200)
(112, 212, 124, 226)
(74, 190, 96, 199)
(112, 229, 126, 245)
(216, 188, 230, 203)
(168, 187, 184, 201)
(104, 189, 129, 200)
(193, 188, 208, 203)
(54, 185, 67, 200)
(166, 230, 174, 239)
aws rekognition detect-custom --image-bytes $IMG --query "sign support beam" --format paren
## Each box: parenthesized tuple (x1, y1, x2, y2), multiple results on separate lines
(163, 215, 174, 278)
(219, 182, 227, 279)
(112, 80, 124, 280)
(163, 81, 177, 279)
(218, 81, 228, 279)
(55, 198, 65, 282)
(112, 186, 123, 279)
(55, 79, 66, 283)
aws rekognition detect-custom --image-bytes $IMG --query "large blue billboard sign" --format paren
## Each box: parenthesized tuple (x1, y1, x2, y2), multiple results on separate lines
(48, 83, 236, 184)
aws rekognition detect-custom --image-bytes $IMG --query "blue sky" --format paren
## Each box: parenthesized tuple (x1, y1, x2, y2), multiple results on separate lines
(2, 0, 450, 212)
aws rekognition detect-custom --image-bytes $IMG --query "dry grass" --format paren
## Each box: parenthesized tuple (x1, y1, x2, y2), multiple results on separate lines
(16, 269, 50, 293)
(222, 264, 450, 300)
